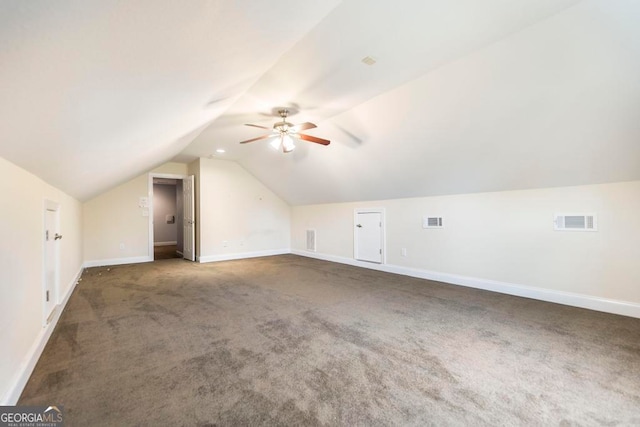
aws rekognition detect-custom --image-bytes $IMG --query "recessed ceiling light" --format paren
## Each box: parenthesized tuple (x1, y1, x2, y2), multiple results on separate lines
(361, 56, 376, 66)
(215, 149, 226, 154)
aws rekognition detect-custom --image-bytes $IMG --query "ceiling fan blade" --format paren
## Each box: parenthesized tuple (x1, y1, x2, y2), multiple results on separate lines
(292, 122, 317, 132)
(298, 133, 330, 146)
(245, 123, 272, 130)
(239, 134, 273, 144)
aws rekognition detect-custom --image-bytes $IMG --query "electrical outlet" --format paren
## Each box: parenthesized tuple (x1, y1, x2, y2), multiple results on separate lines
(119, 243, 125, 250)
(401, 248, 407, 257)
(222, 240, 229, 248)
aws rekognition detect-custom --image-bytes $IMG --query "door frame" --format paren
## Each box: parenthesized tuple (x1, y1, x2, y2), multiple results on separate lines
(148, 173, 189, 260)
(43, 199, 60, 325)
(353, 208, 386, 264)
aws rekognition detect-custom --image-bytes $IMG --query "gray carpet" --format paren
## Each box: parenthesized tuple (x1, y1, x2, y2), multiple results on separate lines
(19, 255, 640, 425)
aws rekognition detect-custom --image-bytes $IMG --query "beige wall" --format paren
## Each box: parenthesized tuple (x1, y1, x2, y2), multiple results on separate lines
(292, 181, 640, 307)
(84, 159, 291, 263)
(83, 162, 188, 263)
(0, 156, 83, 403)
(197, 158, 291, 260)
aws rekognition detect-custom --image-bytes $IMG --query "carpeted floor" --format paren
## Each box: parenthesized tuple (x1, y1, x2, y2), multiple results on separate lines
(19, 255, 640, 425)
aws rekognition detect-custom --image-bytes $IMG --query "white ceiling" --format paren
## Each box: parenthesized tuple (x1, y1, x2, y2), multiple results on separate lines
(1, 0, 639, 204)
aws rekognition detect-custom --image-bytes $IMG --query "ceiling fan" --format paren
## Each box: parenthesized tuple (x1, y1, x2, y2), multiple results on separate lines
(239, 109, 330, 153)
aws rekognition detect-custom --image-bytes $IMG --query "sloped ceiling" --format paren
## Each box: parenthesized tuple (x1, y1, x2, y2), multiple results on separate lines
(0, 0, 340, 200)
(1, 0, 639, 204)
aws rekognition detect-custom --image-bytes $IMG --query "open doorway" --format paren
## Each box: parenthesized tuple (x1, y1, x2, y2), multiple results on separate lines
(148, 173, 195, 261)
(152, 178, 181, 259)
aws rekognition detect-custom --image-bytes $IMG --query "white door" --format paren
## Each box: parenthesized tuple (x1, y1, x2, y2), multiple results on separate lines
(44, 206, 59, 322)
(355, 211, 383, 263)
(183, 175, 196, 261)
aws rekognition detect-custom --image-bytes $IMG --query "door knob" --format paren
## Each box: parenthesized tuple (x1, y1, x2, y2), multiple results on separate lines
(356, 224, 362, 228)
(54, 233, 63, 240)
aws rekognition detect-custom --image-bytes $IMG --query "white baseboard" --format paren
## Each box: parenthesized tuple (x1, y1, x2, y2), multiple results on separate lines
(199, 248, 290, 264)
(291, 249, 640, 319)
(83, 256, 152, 268)
(154, 241, 177, 247)
(2, 265, 84, 405)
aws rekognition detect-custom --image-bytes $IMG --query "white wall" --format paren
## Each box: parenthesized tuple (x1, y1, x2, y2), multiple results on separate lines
(153, 183, 177, 244)
(196, 158, 291, 261)
(0, 156, 83, 404)
(83, 162, 187, 264)
(292, 181, 640, 316)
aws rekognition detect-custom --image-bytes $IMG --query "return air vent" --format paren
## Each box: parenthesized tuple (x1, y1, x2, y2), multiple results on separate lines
(306, 229, 316, 251)
(422, 216, 444, 229)
(554, 213, 597, 231)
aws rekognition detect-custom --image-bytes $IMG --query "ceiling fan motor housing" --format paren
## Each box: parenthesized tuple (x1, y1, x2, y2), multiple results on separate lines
(275, 109, 293, 133)
(274, 121, 294, 133)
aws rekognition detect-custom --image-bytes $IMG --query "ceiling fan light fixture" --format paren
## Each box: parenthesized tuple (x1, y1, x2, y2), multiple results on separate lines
(282, 135, 296, 153)
(270, 137, 282, 151)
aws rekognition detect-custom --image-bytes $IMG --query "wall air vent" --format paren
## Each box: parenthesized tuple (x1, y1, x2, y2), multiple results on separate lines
(422, 216, 444, 229)
(306, 229, 316, 251)
(554, 213, 597, 231)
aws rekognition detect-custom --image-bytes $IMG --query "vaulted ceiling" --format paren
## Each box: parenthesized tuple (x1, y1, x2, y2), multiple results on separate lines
(1, 0, 639, 204)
